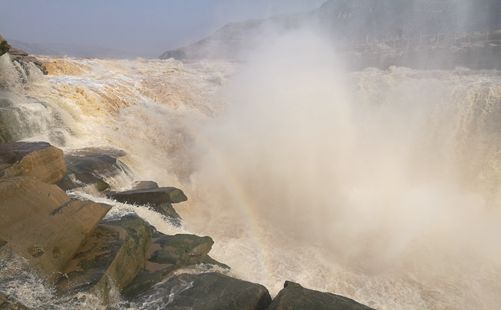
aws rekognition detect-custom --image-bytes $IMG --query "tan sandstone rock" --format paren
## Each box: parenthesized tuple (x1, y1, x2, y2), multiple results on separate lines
(0, 142, 67, 184)
(0, 176, 110, 278)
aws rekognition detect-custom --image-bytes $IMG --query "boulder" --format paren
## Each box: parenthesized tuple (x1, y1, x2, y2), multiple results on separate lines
(123, 233, 228, 298)
(0, 35, 10, 57)
(56, 215, 154, 304)
(8, 47, 47, 75)
(57, 148, 128, 191)
(108, 187, 187, 204)
(132, 272, 272, 310)
(0, 142, 66, 184)
(107, 187, 186, 224)
(268, 281, 374, 310)
(0, 293, 28, 310)
(0, 176, 110, 278)
(131, 181, 159, 190)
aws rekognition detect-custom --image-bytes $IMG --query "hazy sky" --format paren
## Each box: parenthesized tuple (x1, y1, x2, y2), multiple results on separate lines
(0, 0, 324, 57)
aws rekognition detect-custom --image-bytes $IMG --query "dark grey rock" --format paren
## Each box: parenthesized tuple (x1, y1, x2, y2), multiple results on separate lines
(108, 187, 187, 205)
(268, 281, 374, 310)
(132, 272, 271, 310)
(57, 148, 128, 191)
(55, 214, 154, 303)
(123, 233, 228, 298)
(107, 187, 187, 224)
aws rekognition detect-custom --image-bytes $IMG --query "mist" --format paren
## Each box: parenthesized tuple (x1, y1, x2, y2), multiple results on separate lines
(178, 25, 501, 308)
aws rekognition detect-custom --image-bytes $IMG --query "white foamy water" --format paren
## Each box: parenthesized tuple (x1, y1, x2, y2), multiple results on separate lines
(1, 36, 501, 309)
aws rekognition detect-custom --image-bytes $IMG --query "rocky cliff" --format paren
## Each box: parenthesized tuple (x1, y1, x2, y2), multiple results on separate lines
(160, 0, 501, 69)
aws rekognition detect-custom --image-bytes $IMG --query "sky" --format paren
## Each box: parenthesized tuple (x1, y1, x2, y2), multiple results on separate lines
(0, 0, 325, 57)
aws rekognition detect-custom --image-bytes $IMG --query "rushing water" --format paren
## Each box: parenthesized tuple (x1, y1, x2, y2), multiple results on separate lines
(1, 38, 501, 309)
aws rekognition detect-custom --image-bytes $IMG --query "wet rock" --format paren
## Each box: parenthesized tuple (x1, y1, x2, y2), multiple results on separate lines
(57, 148, 128, 191)
(123, 233, 228, 298)
(109, 186, 187, 205)
(0, 292, 28, 310)
(132, 272, 271, 310)
(0, 142, 66, 184)
(8, 47, 47, 75)
(56, 215, 154, 304)
(0, 176, 111, 278)
(0, 99, 15, 144)
(107, 186, 186, 223)
(268, 281, 374, 310)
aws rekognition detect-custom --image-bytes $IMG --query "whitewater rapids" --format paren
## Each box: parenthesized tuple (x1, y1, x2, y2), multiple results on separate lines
(1, 38, 501, 309)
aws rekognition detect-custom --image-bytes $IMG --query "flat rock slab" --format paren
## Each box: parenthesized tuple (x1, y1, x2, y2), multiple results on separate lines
(132, 272, 271, 310)
(268, 281, 374, 310)
(108, 187, 188, 205)
(0, 142, 66, 184)
(0, 176, 110, 278)
(107, 187, 186, 224)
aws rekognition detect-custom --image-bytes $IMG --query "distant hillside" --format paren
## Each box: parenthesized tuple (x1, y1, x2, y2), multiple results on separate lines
(160, 0, 501, 69)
